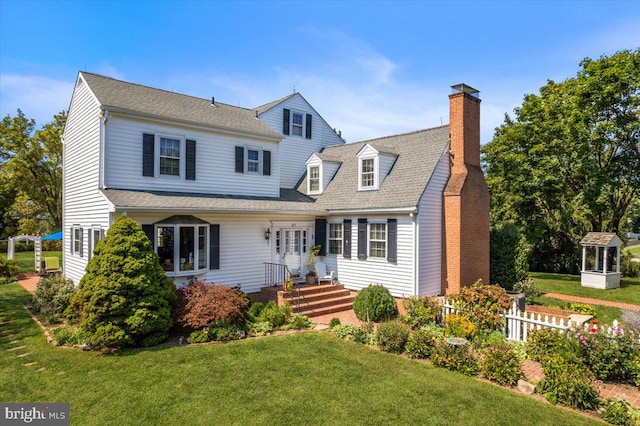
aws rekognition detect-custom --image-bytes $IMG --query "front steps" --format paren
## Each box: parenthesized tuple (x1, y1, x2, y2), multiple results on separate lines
(279, 284, 355, 318)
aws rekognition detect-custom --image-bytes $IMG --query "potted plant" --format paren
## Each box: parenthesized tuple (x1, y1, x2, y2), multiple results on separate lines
(305, 270, 317, 285)
(283, 278, 293, 292)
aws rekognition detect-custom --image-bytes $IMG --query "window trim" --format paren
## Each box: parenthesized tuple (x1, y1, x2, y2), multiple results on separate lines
(89, 225, 103, 259)
(245, 147, 263, 174)
(328, 222, 343, 255)
(155, 223, 209, 276)
(358, 157, 379, 191)
(308, 165, 321, 194)
(368, 222, 387, 259)
(291, 111, 304, 137)
(71, 225, 83, 257)
(156, 134, 185, 179)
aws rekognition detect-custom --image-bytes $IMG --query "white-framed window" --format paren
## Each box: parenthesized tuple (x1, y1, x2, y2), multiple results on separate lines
(246, 148, 261, 174)
(71, 225, 83, 257)
(292, 112, 303, 136)
(275, 230, 281, 254)
(156, 224, 208, 275)
(159, 136, 181, 176)
(369, 223, 386, 258)
(309, 166, 320, 193)
(360, 158, 376, 189)
(329, 223, 343, 255)
(89, 226, 103, 258)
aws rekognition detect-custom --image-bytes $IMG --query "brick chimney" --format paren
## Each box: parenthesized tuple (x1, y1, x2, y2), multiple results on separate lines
(442, 84, 490, 295)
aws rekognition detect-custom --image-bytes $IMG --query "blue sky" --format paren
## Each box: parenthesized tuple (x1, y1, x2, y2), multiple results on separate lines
(1, 0, 638, 143)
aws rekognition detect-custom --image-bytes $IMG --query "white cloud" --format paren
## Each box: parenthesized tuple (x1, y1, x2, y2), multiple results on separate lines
(0, 74, 74, 126)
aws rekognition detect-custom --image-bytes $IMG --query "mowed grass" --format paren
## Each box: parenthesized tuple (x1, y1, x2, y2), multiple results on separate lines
(625, 243, 640, 258)
(534, 295, 622, 324)
(0, 251, 62, 273)
(531, 272, 640, 306)
(0, 284, 597, 426)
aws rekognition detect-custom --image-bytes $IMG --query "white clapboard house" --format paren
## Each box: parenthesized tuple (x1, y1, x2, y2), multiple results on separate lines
(63, 72, 489, 308)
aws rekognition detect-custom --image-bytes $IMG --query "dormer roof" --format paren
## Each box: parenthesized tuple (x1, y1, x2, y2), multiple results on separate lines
(298, 125, 449, 211)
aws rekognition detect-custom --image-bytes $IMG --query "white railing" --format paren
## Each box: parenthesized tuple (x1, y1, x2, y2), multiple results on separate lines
(442, 300, 576, 342)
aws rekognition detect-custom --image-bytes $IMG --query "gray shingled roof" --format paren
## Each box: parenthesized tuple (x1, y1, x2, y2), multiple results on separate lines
(101, 188, 324, 213)
(298, 126, 450, 211)
(80, 72, 281, 139)
(580, 232, 623, 247)
(253, 93, 297, 115)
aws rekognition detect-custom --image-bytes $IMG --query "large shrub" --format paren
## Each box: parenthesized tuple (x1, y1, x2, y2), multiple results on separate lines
(400, 296, 441, 329)
(478, 342, 523, 386)
(375, 321, 410, 354)
(0, 257, 19, 281)
(490, 223, 529, 291)
(32, 275, 76, 324)
(451, 280, 511, 335)
(353, 284, 398, 322)
(67, 216, 177, 349)
(621, 252, 640, 278)
(175, 280, 248, 330)
(537, 356, 599, 410)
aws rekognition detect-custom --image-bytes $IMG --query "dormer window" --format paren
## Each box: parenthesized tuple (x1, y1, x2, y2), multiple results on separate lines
(309, 166, 320, 192)
(360, 158, 375, 189)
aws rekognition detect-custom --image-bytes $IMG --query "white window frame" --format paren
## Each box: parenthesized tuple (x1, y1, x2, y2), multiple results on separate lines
(308, 165, 321, 194)
(245, 147, 262, 174)
(369, 222, 386, 258)
(156, 134, 185, 178)
(89, 225, 103, 258)
(155, 224, 208, 276)
(71, 225, 82, 257)
(291, 111, 304, 137)
(358, 157, 378, 191)
(329, 223, 343, 255)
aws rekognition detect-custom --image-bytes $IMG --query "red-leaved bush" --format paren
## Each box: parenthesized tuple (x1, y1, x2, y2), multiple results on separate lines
(174, 280, 248, 329)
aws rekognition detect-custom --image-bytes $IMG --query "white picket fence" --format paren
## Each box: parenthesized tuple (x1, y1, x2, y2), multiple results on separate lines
(441, 300, 576, 342)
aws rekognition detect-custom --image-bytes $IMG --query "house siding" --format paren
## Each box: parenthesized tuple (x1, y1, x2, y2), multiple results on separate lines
(321, 214, 415, 298)
(62, 77, 111, 284)
(104, 115, 280, 197)
(258, 94, 342, 189)
(417, 150, 450, 296)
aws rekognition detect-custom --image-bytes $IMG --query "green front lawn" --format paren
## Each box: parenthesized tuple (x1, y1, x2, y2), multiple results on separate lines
(534, 295, 622, 325)
(0, 283, 597, 425)
(0, 251, 62, 273)
(531, 272, 640, 306)
(625, 243, 640, 258)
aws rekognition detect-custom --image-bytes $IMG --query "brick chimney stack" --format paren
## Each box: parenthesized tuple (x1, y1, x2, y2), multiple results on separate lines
(442, 84, 490, 295)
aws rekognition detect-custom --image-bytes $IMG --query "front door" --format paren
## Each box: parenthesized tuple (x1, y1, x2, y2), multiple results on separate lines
(282, 229, 304, 276)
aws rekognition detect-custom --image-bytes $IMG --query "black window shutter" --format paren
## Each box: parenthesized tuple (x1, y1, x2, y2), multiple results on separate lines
(186, 139, 196, 180)
(235, 146, 244, 173)
(142, 133, 155, 177)
(387, 219, 397, 263)
(314, 218, 327, 256)
(343, 219, 352, 259)
(79, 228, 84, 257)
(305, 114, 312, 139)
(87, 230, 92, 260)
(142, 225, 155, 249)
(210, 224, 220, 270)
(357, 218, 367, 260)
(283, 108, 290, 135)
(263, 150, 271, 176)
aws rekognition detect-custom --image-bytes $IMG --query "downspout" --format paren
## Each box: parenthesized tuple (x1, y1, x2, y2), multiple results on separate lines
(99, 109, 109, 189)
(412, 211, 419, 297)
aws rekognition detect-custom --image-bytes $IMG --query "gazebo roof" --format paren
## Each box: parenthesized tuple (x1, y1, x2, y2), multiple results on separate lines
(580, 232, 623, 248)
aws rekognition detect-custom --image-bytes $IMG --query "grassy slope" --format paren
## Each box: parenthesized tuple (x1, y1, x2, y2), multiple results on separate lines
(0, 251, 62, 273)
(531, 272, 640, 306)
(0, 284, 596, 426)
(625, 244, 640, 258)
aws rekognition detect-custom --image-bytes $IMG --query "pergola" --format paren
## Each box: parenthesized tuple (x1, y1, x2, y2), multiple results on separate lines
(7, 235, 42, 273)
(579, 232, 622, 289)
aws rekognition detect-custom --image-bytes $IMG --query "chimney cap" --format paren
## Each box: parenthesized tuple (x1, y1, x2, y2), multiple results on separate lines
(451, 84, 480, 98)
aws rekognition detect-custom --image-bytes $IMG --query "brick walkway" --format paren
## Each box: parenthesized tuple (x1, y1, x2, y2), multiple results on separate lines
(17, 273, 39, 295)
(543, 292, 640, 312)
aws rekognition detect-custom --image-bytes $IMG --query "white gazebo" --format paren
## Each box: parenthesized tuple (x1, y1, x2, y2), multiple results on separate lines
(580, 232, 622, 289)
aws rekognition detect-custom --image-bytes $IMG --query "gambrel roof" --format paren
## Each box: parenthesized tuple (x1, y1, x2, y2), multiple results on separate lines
(298, 125, 450, 211)
(79, 72, 282, 140)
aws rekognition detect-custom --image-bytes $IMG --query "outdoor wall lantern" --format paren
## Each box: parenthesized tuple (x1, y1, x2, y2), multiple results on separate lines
(265, 229, 272, 240)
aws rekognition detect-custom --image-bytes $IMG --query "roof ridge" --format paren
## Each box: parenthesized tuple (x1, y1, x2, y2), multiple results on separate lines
(357, 124, 449, 144)
(80, 71, 253, 112)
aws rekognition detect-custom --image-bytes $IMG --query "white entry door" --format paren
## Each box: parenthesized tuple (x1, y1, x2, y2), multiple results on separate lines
(282, 229, 304, 275)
